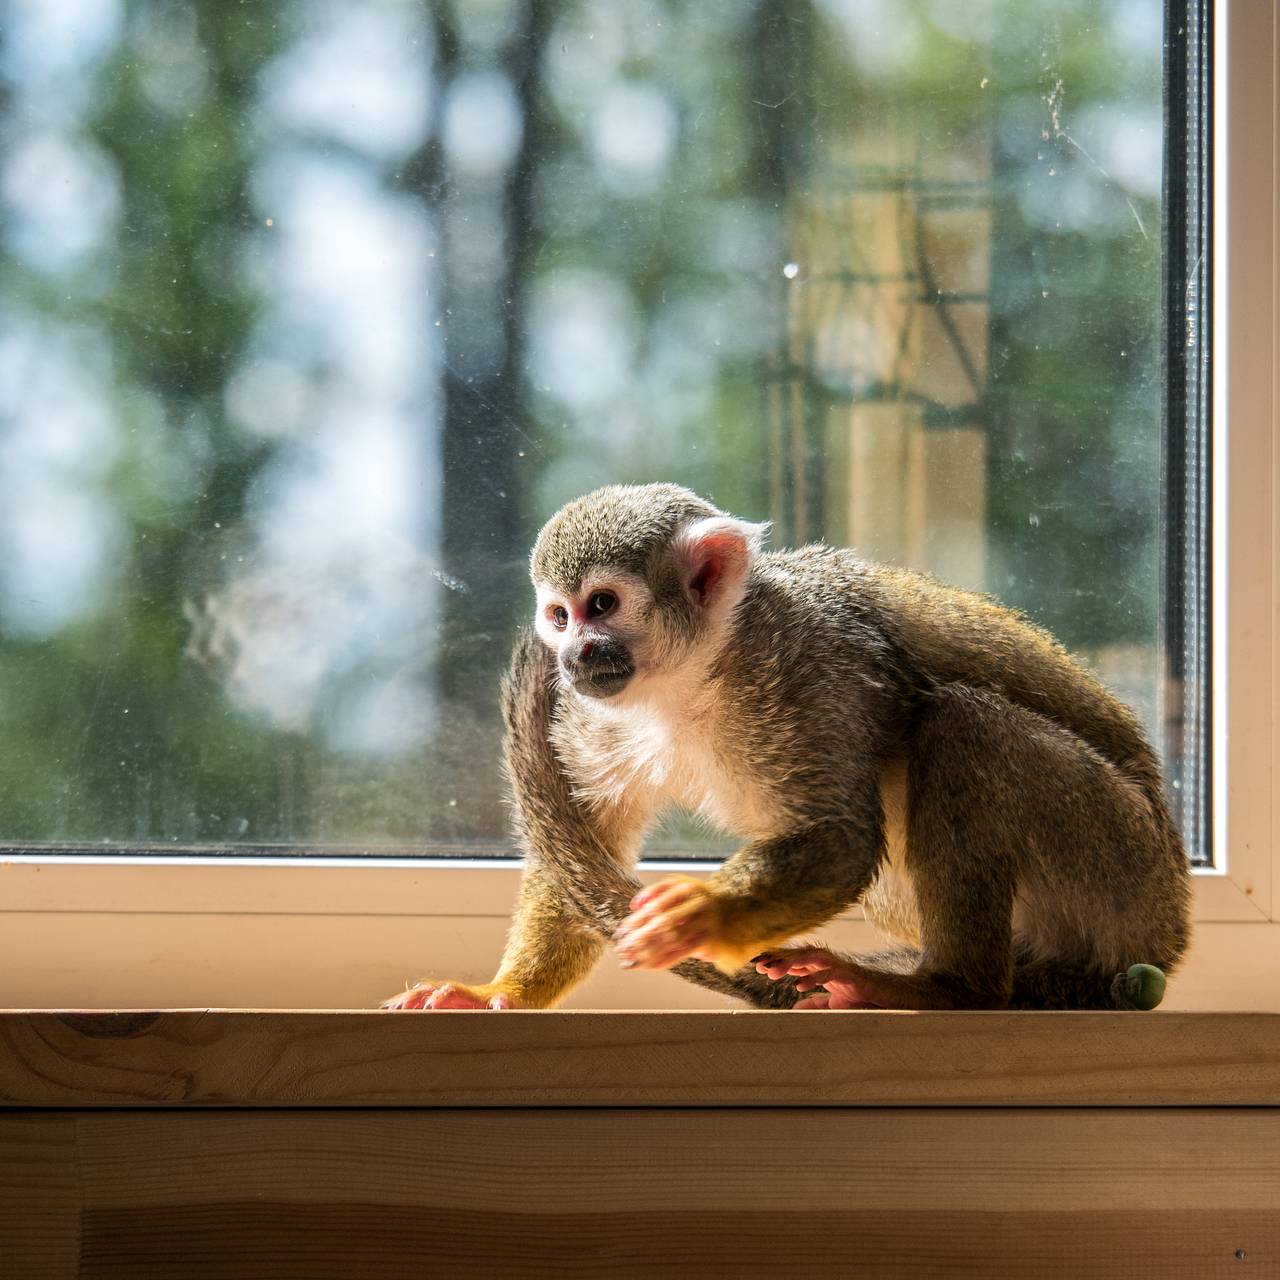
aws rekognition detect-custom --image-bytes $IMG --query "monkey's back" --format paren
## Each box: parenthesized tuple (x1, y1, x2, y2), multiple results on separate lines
(746, 546, 1167, 805)
(742, 546, 1190, 979)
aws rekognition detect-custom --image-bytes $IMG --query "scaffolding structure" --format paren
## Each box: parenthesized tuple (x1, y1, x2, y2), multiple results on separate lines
(768, 127, 995, 593)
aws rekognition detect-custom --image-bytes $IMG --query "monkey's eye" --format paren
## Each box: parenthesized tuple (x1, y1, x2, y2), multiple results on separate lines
(549, 605, 569, 631)
(587, 591, 617, 618)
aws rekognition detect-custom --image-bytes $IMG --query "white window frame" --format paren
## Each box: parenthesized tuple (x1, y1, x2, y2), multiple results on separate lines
(0, 0, 1276, 1012)
(1205, 0, 1277, 927)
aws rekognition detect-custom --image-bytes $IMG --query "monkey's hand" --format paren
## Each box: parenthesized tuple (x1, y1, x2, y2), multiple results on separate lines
(753, 947, 883, 1009)
(381, 980, 518, 1011)
(614, 876, 784, 974)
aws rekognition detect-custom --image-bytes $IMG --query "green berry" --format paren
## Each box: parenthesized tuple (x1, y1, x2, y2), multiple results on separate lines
(1120, 963, 1167, 1011)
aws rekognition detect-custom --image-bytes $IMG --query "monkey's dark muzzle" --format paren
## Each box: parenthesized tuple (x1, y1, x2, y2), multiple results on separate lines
(570, 668, 634, 698)
(562, 639, 635, 699)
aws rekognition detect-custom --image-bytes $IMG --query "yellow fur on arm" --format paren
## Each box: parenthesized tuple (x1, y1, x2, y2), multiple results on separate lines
(490, 864, 606, 1008)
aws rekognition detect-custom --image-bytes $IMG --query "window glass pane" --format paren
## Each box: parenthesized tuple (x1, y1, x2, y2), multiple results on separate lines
(0, 0, 1198, 857)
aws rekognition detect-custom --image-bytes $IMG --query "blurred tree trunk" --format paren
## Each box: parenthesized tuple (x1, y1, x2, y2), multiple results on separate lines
(431, 0, 553, 713)
(748, 0, 817, 545)
(402, 0, 553, 840)
(80, 0, 289, 842)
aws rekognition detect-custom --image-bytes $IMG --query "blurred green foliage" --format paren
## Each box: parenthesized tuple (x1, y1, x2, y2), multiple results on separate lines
(0, 0, 1170, 850)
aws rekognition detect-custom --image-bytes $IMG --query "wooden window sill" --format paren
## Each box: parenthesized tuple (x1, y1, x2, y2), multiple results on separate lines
(2, 1009, 1278, 1108)
(5, 1011, 1278, 1276)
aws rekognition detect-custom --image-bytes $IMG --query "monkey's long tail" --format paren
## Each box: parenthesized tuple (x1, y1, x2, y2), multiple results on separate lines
(671, 957, 804, 1009)
(1008, 958, 1168, 1011)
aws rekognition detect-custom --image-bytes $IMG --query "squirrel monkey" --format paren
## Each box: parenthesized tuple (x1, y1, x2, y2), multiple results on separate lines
(383, 484, 1189, 1012)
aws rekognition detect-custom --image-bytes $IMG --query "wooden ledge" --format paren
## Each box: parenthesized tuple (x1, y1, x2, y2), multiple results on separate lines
(1, 1010, 1277, 1108)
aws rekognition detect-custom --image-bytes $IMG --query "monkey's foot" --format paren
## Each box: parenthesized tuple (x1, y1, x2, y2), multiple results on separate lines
(380, 981, 515, 1011)
(753, 947, 885, 1010)
(614, 877, 715, 970)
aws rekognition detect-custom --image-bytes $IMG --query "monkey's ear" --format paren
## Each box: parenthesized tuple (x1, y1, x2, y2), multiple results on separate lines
(675, 517, 769, 609)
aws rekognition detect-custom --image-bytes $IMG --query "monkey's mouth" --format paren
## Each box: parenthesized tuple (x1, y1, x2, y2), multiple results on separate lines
(569, 665, 635, 699)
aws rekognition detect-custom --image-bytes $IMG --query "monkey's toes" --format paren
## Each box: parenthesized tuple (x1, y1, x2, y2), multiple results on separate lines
(752, 947, 842, 979)
(793, 994, 833, 1010)
(421, 983, 502, 1010)
(381, 985, 432, 1010)
(753, 948, 888, 1008)
(381, 981, 508, 1011)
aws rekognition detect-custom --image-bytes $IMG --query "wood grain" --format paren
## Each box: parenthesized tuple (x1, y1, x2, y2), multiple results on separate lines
(3, 1109, 1276, 1279)
(0, 1113, 79, 1278)
(0, 1009, 1278, 1107)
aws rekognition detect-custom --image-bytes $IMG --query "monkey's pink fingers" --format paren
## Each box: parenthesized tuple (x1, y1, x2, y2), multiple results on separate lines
(488, 992, 513, 1010)
(618, 929, 709, 970)
(795, 992, 882, 1010)
(616, 903, 710, 948)
(627, 878, 687, 910)
(752, 956, 831, 982)
(814, 973, 884, 1007)
(793, 969, 838, 992)
(628, 880, 686, 911)
(611, 911, 706, 952)
(616, 911, 710, 960)
(615, 898, 711, 954)
(616, 879, 718, 969)
(618, 883, 707, 933)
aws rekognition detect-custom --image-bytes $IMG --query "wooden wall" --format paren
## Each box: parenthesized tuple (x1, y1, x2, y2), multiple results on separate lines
(1, 1010, 1278, 1277)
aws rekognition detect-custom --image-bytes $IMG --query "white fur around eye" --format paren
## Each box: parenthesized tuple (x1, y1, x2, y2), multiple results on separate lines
(533, 585, 569, 649)
(579, 570, 651, 632)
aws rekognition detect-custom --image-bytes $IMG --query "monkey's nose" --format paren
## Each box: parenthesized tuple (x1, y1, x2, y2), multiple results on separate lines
(580, 641, 594, 660)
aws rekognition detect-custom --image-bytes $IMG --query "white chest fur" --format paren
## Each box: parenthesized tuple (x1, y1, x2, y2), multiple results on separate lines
(559, 685, 782, 840)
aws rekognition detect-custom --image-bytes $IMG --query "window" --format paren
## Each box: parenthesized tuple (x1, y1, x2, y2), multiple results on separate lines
(2, 0, 1276, 1013)
(0, 0, 1214, 862)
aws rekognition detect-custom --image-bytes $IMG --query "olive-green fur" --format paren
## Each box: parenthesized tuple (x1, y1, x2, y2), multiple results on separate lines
(531, 483, 717, 594)
(495, 484, 1191, 1011)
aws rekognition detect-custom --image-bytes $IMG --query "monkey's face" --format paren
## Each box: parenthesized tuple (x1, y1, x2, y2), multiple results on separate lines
(529, 489, 770, 702)
(533, 570, 650, 700)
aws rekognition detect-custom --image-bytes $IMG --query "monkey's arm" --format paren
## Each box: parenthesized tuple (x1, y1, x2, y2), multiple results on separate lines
(385, 631, 812, 1009)
(383, 631, 635, 1010)
(382, 864, 604, 1010)
(489, 866, 605, 1005)
(502, 627, 643, 925)
(616, 817, 879, 974)
(486, 630, 805, 1007)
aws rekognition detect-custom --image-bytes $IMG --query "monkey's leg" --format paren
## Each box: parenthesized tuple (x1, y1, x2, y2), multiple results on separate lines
(746, 687, 1017, 1010)
(493, 865, 607, 1006)
(756, 945, 1171, 1012)
(759, 685, 1181, 1010)
(1007, 950, 1169, 1011)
